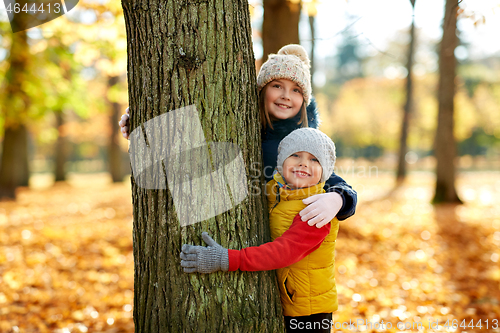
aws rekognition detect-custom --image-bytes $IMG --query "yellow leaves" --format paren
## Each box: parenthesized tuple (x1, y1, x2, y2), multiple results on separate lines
(30, 40, 48, 54)
(71, 310, 85, 321)
(321, 78, 404, 150)
(486, 267, 500, 281)
(302, 0, 320, 16)
(95, 58, 126, 77)
(42, 228, 67, 241)
(3, 272, 21, 291)
(321, 72, 500, 154)
(74, 44, 101, 67)
(0, 174, 134, 331)
(25, 252, 48, 266)
(97, 26, 119, 42)
(1, 172, 499, 330)
(334, 171, 500, 331)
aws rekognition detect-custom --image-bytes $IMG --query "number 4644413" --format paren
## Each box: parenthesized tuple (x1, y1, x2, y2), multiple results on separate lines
(5, 3, 62, 14)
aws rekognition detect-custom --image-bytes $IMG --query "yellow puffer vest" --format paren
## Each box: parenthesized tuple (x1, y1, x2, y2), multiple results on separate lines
(266, 177, 339, 317)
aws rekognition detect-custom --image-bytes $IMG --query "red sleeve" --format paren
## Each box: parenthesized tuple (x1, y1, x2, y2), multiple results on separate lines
(227, 214, 331, 271)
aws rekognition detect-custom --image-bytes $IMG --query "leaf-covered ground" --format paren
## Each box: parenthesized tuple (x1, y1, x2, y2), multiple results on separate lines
(0, 171, 499, 332)
(335, 171, 500, 333)
(0, 175, 134, 333)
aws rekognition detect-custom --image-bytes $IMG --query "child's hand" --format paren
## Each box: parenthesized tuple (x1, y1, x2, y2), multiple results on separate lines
(118, 107, 130, 140)
(180, 232, 229, 273)
(300, 192, 343, 228)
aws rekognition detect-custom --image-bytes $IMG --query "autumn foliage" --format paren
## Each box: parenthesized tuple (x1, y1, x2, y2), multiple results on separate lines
(1, 171, 499, 332)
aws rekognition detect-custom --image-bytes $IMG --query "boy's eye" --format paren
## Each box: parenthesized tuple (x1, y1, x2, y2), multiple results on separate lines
(312, 158, 319, 162)
(291, 154, 298, 157)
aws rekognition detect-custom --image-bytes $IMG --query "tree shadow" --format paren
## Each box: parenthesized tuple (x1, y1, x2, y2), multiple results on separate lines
(433, 204, 499, 321)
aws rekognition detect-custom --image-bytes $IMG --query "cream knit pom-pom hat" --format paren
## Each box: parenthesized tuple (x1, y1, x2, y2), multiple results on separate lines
(276, 128, 336, 183)
(257, 44, 312, 105)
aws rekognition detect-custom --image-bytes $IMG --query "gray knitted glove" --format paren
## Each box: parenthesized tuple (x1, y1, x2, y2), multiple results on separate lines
(180, 232, 229, 273)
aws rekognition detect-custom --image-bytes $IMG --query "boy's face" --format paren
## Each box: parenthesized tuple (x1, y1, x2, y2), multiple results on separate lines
(282, 151, 322, 189)
(264, 79, 303, 121)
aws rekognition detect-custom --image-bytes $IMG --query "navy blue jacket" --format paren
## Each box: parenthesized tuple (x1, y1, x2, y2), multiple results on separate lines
(261, 98, 357, 221)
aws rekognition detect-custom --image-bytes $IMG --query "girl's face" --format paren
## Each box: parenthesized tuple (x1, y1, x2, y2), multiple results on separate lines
(264, 79, 304, 121)
(282, 151, 322, 189)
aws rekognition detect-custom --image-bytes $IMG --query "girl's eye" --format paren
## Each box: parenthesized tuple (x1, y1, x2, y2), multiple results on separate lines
(294, 89, 301, 93)
(273, 84, 281, 89)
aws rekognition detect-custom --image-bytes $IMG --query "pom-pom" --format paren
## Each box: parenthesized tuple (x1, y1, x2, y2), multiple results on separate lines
(278, 44, 310, 68)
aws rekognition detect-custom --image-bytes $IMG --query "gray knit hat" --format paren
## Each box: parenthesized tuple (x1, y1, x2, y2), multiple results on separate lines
(276, 128, 336, 183)
(257, 44, 312, 106)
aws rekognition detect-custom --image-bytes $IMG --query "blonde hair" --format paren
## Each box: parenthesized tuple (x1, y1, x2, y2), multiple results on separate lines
(259, 83, 309, 130)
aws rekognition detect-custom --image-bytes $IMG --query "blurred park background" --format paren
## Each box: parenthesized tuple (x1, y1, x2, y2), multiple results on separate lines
(1, 0, 500, 332)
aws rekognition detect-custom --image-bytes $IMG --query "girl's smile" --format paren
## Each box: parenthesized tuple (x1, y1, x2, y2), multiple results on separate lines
(265, 79, 304, 120)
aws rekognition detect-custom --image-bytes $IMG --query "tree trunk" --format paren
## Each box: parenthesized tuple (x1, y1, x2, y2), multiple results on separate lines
(262, 0, 301, 57)
(54, 111, 67, 182)
(433, 0, 462, 204)
(0, 126, 29, 199)
(308, 14, 316, 92)
(0, 17, 31, 200)
(122, 1, 284, 332)
(107, 76, 125, 183)
(396, 1, 416, 184)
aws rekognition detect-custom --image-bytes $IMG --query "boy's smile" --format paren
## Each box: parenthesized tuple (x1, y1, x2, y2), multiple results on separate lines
(282, 151, 322, 189)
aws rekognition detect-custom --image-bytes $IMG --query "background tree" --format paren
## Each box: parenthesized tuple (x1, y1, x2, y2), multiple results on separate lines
(121, 0, 284, 331)
(396, 0, 417, 184)
(54, 111, 67, 181)
(433, 0, 462, 203)
(44, 45, 79, 183)
(305, 0, 319, 92)
(85, 1, 129, 182)
(262, 0, 301, 57)
(0, 15, 32, 199)
(106, 75, 126, 182)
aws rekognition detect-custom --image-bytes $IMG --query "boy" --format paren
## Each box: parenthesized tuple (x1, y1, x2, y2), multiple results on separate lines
(180, 128, 339, 332)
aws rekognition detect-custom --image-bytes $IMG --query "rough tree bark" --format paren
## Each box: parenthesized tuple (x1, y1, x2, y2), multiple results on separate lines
(122, 0, 284, 332)
(262, 0, 301, 57)
(433, 0, 462, 203)
(0, 16, 31, 199)
(396, 0, 416, 184)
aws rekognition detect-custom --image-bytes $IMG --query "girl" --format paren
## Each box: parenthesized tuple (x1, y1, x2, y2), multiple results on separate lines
(119, 44, 357, 225)
(181, 128, 340, 333)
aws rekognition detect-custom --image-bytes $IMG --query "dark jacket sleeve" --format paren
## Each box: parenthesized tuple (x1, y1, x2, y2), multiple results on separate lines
(325, 172, 357, 221)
